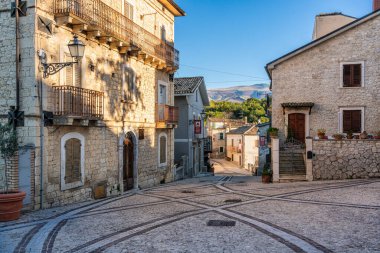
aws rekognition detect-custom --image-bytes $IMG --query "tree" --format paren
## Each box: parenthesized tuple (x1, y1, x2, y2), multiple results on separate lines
(0, 123, 18, 193)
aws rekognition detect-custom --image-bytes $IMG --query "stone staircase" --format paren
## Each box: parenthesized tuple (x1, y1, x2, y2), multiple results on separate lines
(279, 149, 307, 182)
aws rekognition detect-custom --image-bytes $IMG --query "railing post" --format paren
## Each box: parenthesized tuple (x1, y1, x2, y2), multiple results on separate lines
(272, 138, 280, 183)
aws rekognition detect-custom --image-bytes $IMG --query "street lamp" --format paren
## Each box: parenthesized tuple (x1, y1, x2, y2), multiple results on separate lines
(38, 35, 86, 78)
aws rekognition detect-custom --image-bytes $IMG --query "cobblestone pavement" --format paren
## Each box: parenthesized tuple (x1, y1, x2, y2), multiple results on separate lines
(1, 177, 379, 253)
(211, 159, 253, 176)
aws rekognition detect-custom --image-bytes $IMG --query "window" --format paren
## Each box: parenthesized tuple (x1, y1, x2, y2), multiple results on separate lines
(341, 62, 364, 87)
(260, 136, 266, 146)
(339, 108, 364, 133)
(195, 91, 198, 102)
(124, 1, 134, 20)
(65, 52, 81, 87)
(231, 139, 234, 147)
(158, 133, 167, 166)
(161, 25, 166, 41)
(219, 147, 224, 153)
(124, 65, 136, 101)
(61, 132, 85, 190)
(219, 133, 224, 140)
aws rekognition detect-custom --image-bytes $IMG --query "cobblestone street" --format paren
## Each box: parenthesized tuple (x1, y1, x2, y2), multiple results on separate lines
(1, 177, 379, 253)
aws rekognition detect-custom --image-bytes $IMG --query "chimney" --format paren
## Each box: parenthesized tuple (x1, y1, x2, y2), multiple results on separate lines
(374, 0, 380, 11)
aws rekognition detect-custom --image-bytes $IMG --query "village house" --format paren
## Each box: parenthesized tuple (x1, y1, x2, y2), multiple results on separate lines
(207, 118, 247, 159)
(266, 2, 380, 182)
(173, 77, 210, 178)
(0, 0, 185, 209)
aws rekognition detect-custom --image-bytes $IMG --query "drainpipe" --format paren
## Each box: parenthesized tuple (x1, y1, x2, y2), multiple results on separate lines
(15, 0, 20, 114)
(38, 74, 44, 210)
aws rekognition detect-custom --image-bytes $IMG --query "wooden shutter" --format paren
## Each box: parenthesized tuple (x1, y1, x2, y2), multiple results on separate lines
(65, 138, 81, 183)
(74, 62, 81, 87)
(124, 1, 133, 20)
(343, 64, 362, 87)
(65, 53, 73, 86)
(343, 110, 361, 133)
(160, 136, 166, 164)
(353, 64, 361, 86)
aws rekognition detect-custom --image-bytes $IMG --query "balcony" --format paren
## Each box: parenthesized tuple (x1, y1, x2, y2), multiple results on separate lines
(53, 0, 179, 71)
(53, 85, 104, 125)
(156, 104, 178, 128)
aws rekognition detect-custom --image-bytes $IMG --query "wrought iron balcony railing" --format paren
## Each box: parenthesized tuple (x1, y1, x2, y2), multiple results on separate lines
(156, 104, 178, 127)
(53, 85, 104, 119)
(54, 0, 179, 69)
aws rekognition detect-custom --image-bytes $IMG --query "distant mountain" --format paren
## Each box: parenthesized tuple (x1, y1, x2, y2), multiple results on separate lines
(208, 83, 271, 103)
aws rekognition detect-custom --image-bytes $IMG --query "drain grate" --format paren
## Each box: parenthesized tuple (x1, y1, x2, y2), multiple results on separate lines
(207, 220, 236, 227)
(224, 199, 242, 203)
(181, 190, 195, 193)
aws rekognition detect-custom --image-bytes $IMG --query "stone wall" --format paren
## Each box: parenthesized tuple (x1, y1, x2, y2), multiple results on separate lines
(271, 15, 380, 140)
(312, 140, 380, 180)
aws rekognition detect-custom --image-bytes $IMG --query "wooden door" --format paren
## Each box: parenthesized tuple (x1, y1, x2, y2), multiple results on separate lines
(123, 138, 134, 191)
(288, 113, 305, 142)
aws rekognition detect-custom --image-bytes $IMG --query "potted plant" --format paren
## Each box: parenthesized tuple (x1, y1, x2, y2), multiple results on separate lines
(332, 133, 344, 141)
(374, 131, 380, 140)
(0, 123, 25, 221)
(261, 163, 272, 184)
(267, 127, 279, 138)
(346, 130, 354, 140)
(317, 129, 326, 139)
(359, 131, 368, 139)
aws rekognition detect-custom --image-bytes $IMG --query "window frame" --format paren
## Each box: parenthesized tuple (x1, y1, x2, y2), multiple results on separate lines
(61, 132, 85, 191)
(219, 146, 224, 153)
(338, 107, 365, 134)
(219, 132, 224, 140)
(158, 132, 168, 167)
(340, 61, 365, 88)
(60, 43, 84, 87)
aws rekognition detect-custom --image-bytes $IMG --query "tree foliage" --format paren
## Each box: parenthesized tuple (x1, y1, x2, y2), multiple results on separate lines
(206, 98, 270, 124)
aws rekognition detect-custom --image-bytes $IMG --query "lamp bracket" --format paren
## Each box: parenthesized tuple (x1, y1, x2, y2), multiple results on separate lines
(42, 62, 77, 78)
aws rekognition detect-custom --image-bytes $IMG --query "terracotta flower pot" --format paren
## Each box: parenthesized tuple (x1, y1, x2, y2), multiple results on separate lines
(0, 191, 26, 222)
(262, 175, 271, 184)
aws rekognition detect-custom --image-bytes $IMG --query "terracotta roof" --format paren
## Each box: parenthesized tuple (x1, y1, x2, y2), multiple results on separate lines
(281, 102, 315, 108)
(174, 77, 204, 94)
(227, 125, 257, 135)
(157, 0, 186, 17)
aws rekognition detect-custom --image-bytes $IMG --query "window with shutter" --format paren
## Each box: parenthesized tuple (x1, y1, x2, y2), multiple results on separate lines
(159, 133, 167, 166)
(342, 110, 362, 133)
(342, 63, 362, 87)
(65, 138, 81, 183)
(124, 1, 134, 20)
(64, 53, 81, 87)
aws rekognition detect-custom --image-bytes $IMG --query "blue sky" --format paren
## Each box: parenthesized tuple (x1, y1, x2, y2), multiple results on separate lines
(174, 0, 373, 89)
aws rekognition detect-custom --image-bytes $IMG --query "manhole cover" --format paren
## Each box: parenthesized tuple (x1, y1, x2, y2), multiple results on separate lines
(207, 220, 236, 227)
(224, 199, 242, 203)
(181, 190, 195, 193)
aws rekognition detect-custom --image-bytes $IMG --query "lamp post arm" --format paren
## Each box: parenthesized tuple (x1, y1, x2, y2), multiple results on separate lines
(42, 61, 78, 78)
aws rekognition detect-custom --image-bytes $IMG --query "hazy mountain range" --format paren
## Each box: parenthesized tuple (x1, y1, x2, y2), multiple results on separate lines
(208, 83, 271, 103)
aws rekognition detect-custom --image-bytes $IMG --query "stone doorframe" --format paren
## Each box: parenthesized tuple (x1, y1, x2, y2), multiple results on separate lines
(283, 109, 310, 140)
(118, 129, 139, 191)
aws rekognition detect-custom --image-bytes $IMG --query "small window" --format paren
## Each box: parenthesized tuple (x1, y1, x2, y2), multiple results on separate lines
(219, 133, 224, 140)
(343, 110, 362, 133)
(260, 136, 266, 146)
(219, 147, 224, 153)
(124, 1, 134, 20)
(232, 139, 234, 147)
(195, 91, 198, 102)
(158, 133, 167, 166)
(342, 63, 363, 87)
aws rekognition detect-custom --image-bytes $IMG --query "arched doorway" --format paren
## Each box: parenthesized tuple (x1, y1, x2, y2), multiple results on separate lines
(123, 133, 134, 191)
(288, 113, 306, 142)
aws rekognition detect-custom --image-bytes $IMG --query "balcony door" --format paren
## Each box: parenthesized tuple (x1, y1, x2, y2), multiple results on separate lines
(159, 84, 167, 105)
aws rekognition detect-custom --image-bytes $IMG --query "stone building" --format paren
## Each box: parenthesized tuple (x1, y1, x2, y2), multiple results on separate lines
(207, 118, 247, 159)
(226, 125, 260, 173)
(0, 0, 185, 209)
(266, 3, 380, 182)
(173, 77, 210, 178)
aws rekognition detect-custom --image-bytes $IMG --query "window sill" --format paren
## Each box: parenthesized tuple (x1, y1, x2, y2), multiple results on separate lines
(339, 86, 364, 89)
(61, 181, 84, 191)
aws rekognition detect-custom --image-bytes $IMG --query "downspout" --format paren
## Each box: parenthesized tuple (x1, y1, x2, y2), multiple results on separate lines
(36, 0, 44, 209)
(15, 0, 20, 114)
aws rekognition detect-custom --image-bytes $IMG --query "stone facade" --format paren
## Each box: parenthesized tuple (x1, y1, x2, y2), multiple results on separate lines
(312, 139, 380, 180)
(268, 13, 380, 140)
(0, 0, 183, 209)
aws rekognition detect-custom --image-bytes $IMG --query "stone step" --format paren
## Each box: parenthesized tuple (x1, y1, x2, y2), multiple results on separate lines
(280, 159, 305, 164)
(279, 174, 307, 182)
